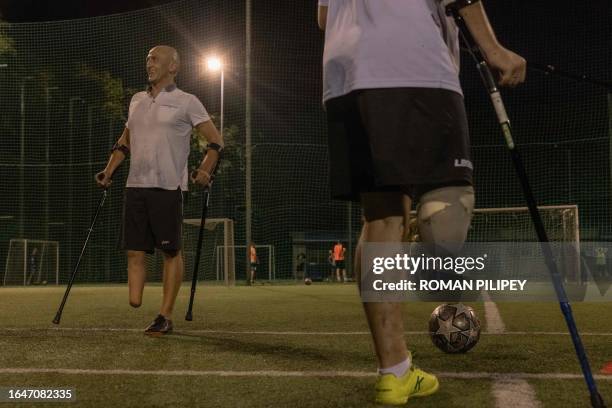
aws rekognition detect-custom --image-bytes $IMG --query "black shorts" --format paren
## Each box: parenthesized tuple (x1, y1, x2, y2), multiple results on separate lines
(325, 88, 473, 201)
(120, 187, 183, 254)
(335, 260, 345, 269)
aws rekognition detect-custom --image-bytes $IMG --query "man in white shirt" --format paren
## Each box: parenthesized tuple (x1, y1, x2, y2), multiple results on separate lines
(318, 1, 526, 404)
(96, 45, 223, 335)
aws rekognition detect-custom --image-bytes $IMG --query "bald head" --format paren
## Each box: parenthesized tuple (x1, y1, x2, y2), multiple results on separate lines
(152, 45, 180, 66)
(146, 45, 180, 85)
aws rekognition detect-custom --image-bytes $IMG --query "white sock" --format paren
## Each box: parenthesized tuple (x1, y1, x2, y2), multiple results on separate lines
(379, 357, 411, 378)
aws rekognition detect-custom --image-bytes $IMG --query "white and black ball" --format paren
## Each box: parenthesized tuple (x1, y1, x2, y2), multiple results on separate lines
(428, 303, 481, 353)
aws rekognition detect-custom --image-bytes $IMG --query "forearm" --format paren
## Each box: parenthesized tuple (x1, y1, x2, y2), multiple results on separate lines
(103, 151, 126, 176)
(104, 129, 130, 175)
(458, 2, 500, 55)
(196, 121, 223, 172)
(197, 150, 220, 173)
(454, 1, 526, 87)
(198, 119, 223, 147)
(318, 6, 327, 31)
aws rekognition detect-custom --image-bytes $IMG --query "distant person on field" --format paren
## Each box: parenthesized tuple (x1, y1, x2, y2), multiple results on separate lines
(332, 241, 346, 282)
(249, 243, 259, 284)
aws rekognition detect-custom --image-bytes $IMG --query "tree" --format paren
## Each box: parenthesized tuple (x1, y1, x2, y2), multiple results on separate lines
(190, 115, 243, 175)
(0, 20, 15, 55)
(76, 63, 136, 122)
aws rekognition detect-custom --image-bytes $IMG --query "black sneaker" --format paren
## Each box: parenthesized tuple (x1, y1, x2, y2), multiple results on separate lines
(144, 314, 173, 336)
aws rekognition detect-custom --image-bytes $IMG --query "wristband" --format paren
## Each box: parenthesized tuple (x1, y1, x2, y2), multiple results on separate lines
(111, 142, 130, 156)
(206, 143, 224, 156)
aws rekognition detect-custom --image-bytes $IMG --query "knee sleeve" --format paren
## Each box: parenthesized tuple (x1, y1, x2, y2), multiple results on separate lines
(416, 185, 475, 250)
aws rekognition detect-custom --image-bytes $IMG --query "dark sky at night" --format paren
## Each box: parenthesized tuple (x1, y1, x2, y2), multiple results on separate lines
(0, 0, 177, 22)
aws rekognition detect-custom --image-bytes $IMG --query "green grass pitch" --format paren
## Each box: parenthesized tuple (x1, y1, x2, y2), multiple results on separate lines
(0, 284, 611, 407)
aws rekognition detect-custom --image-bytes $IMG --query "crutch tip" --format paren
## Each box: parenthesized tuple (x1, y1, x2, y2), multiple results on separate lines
(52, 316, 61, 325)
(590, 392, 606, 408)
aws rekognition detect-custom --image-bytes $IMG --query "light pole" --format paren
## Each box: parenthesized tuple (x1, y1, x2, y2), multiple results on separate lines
(68, 97, 85, 262)
(44, 86, 59, 241)
(19, 76, 34, 238)
(206, 56, 233, 278)
(206, 57, 224, 140)
(246, 0, 253, 285)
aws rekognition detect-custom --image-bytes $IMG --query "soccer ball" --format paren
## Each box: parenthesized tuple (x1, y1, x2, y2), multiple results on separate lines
(304, 278, 312, 285)
(428, 303, 481, 353)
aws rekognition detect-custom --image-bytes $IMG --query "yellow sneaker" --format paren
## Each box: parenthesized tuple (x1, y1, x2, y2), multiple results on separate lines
(375, 358, 439, 405)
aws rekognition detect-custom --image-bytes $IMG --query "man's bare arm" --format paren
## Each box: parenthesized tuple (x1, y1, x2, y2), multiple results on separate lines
(95, 127, 130, 187)
(106, 128, 130, 175)
(192, 120, 224, 185)
(318, 6, 327, 31)
(459, 2, 526, 87)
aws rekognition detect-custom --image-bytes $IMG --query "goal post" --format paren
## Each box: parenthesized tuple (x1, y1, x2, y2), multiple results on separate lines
(216, 245, 276, 282)
(3, 239, 60, 286)
(406, 205, 578, 241)
(467, 205, 579, 243)
(451, 205, 581, 282)
(183, 218, 235, 286)
(406, 205, 583, 282)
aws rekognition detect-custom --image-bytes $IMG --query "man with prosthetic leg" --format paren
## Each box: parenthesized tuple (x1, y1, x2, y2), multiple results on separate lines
(318, 0, 525, 404)
(96, 45, 223, 335)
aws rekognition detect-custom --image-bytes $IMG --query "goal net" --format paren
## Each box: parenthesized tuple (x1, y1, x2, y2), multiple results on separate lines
(467, 205, 581, 282)
(290, 233, 347, 282)
(468, 205, 579, 243)
(179, 218, 235, 286)
(3, 239, 59, 286)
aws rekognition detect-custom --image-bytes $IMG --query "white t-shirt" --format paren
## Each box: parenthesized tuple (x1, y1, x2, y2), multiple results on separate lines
(319, 0, 462, 102)
(125, 85, 210, 191)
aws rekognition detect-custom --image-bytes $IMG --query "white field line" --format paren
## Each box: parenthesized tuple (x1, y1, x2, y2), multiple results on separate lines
(482, 291, 506, 334)
(0, 368, 611, 381)
(481, 292, 540, 407)
(3, 327, 612, 336)
(493, 379, 542, 408)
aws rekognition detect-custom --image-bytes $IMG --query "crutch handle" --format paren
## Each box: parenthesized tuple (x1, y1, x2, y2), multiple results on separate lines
(95, 171, 113, 190)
